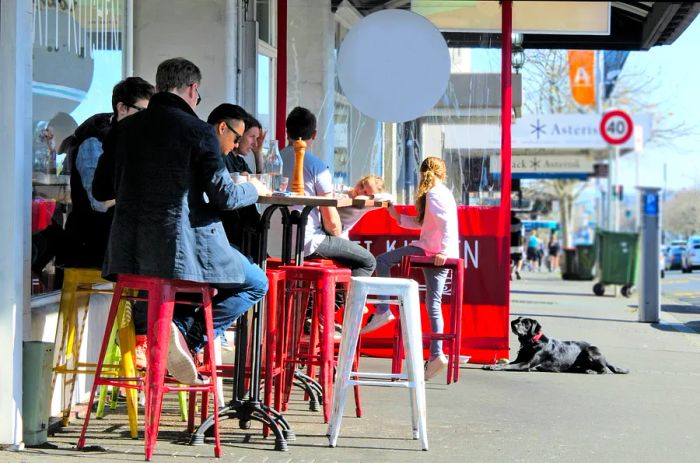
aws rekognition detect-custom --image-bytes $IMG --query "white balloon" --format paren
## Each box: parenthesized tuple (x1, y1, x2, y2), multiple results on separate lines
(337, 9, 451, 123)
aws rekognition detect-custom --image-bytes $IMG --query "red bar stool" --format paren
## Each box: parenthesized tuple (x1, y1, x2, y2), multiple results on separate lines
(392, 256, 465, 384)
(279, 265, 362, 423)
(76, 274, 222, 460)
(262, 268, 286, 437)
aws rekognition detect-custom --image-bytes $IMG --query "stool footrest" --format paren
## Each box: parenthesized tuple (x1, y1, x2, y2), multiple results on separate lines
(350, 371, 406, 380)
(365, 298, 402, 306)
(94, 379, 143, 390)
(348, 380, 415, 388)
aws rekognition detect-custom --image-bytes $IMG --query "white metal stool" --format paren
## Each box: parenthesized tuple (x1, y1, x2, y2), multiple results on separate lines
(327, 276, 428, 451)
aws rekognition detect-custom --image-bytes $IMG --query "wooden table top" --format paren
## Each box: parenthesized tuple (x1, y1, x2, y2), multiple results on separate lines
(257, 194, 388, 209)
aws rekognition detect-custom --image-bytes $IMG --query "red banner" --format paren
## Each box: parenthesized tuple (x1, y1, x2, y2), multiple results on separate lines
(349, 205, 510, 364)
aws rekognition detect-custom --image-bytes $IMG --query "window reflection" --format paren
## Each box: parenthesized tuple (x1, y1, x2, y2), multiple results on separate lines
(31, 0, 125, 295)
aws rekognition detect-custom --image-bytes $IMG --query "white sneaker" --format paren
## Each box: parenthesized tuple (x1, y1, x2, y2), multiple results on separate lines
(167, 322, 198, 385)
(360, 310, 396, 335)
(424, 354, 448, 381)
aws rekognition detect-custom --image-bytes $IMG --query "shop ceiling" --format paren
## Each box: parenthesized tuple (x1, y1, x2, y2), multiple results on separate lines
(330, 1, 700, 50)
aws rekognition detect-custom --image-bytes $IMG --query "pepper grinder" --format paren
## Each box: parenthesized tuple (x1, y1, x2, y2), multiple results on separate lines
(292, 138, 306, 195)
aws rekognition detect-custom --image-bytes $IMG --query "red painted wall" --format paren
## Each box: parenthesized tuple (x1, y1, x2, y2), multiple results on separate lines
(348, 205, 510, 364)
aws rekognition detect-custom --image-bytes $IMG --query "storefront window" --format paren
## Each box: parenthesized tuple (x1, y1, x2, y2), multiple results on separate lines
(31, 0, 125, 295)
(257, 53, 273, 142)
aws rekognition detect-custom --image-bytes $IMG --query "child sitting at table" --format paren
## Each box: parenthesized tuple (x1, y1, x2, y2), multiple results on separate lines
(338, 174, 394, 239)
(360, 157, 459, 381)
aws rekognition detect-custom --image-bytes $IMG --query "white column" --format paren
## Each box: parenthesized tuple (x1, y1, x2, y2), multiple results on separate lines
(132, 0, 239, 118)
(287, 0, 335, 167)
(0, 0, 33, 448)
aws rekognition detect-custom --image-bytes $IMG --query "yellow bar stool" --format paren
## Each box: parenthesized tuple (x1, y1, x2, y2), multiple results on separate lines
(50, 267, 139, 438)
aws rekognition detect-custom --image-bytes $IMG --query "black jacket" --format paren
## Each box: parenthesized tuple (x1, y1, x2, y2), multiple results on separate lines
(93, 92, 259, 283)
(221, 153, 261, 253)
(63, 113, 114, 268)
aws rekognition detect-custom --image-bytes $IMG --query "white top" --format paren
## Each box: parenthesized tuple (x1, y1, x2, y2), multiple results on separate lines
(398, 183, 459, 258)
(280, 145, 333, 255)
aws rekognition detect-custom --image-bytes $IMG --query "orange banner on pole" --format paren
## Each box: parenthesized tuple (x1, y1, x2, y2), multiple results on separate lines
(568, 50, 596, 106)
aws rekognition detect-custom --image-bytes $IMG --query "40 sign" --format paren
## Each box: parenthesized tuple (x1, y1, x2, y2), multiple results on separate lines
(600, 109, 634, 145)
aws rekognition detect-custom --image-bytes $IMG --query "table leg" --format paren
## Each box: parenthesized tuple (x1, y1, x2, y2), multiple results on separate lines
(192, 204, 293, 450)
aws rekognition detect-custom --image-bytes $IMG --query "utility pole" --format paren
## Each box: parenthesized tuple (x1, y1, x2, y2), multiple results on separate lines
(595, 50, 612, 230)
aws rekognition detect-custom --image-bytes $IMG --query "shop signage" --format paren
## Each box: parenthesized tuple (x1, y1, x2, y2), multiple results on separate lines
(440, 113, 652, 150)
(350, 206, 510, 364)
(491, 154, 593, 177)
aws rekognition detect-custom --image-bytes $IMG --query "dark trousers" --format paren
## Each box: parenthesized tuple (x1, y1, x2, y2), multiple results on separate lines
(308, 235, 377, 309)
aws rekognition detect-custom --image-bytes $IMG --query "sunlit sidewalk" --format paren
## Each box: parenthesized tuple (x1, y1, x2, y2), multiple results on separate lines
(4, 272, 700, 463)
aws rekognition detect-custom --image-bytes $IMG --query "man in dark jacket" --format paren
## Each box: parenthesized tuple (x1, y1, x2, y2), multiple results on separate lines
(63, 76, 155, 269)
(206, 103, 261, 253)
(93, 57, 270, 384)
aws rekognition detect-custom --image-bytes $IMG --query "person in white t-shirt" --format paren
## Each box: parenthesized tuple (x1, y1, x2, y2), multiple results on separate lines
(279, 107, 376, 277)
(360, 157, 459, 381)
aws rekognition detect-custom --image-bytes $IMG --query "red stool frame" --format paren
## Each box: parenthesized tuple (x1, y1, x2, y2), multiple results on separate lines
(76, 274, 222, 460)
(279, 265, 362, 423)
(393, 256, 465, 384)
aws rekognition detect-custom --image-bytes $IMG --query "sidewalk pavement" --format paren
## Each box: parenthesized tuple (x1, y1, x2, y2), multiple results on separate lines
(3, 272, 699, 463)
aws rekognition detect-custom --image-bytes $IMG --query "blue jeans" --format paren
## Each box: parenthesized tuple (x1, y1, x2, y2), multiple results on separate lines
(376, 245, 448, 358)
(173, 248, 268, 352)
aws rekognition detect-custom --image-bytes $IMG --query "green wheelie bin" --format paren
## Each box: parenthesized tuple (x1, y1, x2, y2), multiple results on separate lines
(592, 230, 639, 297)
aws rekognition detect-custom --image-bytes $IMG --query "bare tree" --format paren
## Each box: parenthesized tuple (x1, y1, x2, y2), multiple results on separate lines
(663, 188, 700, 237)
(520, 50, 696, 247)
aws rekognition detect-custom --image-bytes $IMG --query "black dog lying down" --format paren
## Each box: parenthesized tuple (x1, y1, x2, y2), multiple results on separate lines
(483, 317, 629, 374)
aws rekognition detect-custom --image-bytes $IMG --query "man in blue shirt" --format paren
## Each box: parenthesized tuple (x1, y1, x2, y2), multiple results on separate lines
(280, 107, 376, 276)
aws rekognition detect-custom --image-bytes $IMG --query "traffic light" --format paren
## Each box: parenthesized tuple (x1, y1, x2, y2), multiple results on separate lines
(614, 185, 624, 201)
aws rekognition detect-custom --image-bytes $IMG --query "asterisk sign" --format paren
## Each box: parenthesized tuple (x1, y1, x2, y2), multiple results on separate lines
(530, 119, 547, 139)
(529, 158, 541, 169)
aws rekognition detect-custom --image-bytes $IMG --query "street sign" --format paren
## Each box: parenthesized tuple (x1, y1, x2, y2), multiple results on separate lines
(643, 192, 658, 215)
(600, 109, 634, 145)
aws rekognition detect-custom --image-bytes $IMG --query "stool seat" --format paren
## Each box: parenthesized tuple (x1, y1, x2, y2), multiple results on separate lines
(328, 276, 428, 451)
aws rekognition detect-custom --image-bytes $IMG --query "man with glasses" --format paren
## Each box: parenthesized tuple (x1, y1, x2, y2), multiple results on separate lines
(207, 103, 248, 174)
(93, 58, 270, 384)
(63, 76, 155, 270)
(207, 104, 262, 253)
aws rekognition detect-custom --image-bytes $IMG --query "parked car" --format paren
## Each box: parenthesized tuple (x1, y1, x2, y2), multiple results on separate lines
(681, 236, 700, 273)
(665, 245, 685, 271)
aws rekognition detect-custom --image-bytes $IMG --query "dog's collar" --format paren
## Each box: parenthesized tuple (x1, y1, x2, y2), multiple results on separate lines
(531, 331, 544, 343)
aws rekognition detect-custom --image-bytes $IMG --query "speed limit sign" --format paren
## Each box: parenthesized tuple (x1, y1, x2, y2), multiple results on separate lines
(600, 109, 633, 145)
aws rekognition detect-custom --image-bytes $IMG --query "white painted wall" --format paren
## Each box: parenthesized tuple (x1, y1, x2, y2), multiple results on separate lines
(132, 0, 239, 118)
(0, 0, 33, 448)
(287, 0, 335, 167)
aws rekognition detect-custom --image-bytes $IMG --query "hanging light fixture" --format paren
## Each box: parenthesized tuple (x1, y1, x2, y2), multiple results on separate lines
(511, 32, 525, 73)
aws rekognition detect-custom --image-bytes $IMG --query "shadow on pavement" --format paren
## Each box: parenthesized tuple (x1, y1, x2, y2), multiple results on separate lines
(511, 311, 637, 324)
(662, 304, 700, 315)
(512, 289, 607, 298)
(651, 320, 700, 335)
